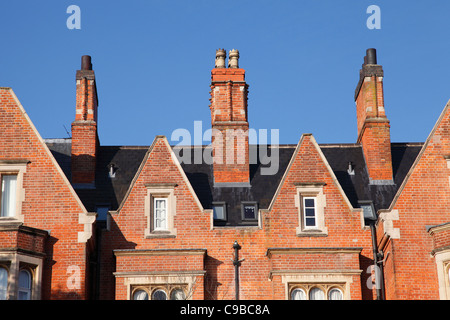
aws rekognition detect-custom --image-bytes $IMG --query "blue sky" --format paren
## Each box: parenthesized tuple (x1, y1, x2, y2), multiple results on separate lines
(1, 1, 449, 146)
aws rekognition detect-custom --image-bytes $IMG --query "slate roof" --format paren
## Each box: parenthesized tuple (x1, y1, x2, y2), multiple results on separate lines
(45, 139, 423, 226)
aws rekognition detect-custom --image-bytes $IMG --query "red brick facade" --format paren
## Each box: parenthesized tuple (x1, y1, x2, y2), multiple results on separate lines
(0, 88, 95, 299)
(377, 100, 450, 299)
(1, 48, 450, 300)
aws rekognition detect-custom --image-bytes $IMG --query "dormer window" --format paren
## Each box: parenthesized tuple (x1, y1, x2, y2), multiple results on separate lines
(241, 202, 258, 221)
(212, 202, 226, 221)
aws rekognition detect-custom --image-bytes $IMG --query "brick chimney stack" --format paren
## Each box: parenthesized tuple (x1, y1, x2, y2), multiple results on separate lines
(210, 49, 250, 186)
(71, 55, 99, 185)
(355, 48, 393, 183)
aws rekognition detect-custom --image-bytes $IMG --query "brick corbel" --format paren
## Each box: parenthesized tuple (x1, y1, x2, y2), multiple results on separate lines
(77, 212, 96, 243)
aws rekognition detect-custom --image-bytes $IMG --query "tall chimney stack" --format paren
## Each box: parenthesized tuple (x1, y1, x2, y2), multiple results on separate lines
(210, 49, 250, 186)
(71, 55, 99, 185)
(355, 48, 393, 183)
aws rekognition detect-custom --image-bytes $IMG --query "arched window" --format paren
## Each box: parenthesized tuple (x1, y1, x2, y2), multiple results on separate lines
(309, 287, 325, 300)
(133, 289, 149, 300)
(328, 288, 343, 300)
(18, 269, 31, 300)
(151, 289, 167, 300)
(0, 267, 8, 300)
(170, 289, 186, 300)
(290, 288, 306, 300)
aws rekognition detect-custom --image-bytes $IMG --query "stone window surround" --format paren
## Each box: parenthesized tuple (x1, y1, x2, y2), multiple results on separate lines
(289, 282, 345, 300)
(114, 249, 206, 300)
(294, 182, 328, 236)
(0, 161, 27, 223)
(115, 271, 205, 300)
(0, 251, 43, 300)
(276, 271, 356, 300)
(131, 283, 188, 300)
(144, 183, 177, 238)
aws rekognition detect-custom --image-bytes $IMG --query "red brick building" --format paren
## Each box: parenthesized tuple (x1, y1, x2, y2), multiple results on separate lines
(0, 87, 95, 300)
(0, 48, 449, 300)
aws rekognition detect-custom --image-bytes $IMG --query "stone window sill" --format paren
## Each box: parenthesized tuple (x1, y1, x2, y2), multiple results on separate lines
(296, 227, 328, 237)
(145, 230, 176, 239)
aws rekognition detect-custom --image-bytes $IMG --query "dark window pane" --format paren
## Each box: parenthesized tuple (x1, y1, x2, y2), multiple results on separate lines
(152, 290, 167, 300)
(244, 205, 256, 219)
(96, 207, 109, 221)
(304, 198, 315, 208)
(305, 208, 315, 217)
(305, 217, 316, 227)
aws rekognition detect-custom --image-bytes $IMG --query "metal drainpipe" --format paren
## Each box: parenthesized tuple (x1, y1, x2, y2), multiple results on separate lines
(377, 250, 386, 300)
(232, 241, 243, 300)
(370, 222, 384, 300)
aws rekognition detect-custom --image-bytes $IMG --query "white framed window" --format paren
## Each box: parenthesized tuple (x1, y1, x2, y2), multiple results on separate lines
(0, 266, 8, 300)
(153, 198, 168, 231)
(303, 197, 317, 228)
(0, 162, 27, 223)
(144, 183, 177, 238)
(18, 269, 32, 300)
(294, 183, 327, 236)
(1, 174, 17, 217)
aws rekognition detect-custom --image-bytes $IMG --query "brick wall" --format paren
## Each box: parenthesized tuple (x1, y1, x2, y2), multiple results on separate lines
(210, 68, 250, 184)
(0, 88, 92, 299)
(71, 62, 98, 185)
(100, 135, 376, 300)
(382, 101, 450, 299)
(355, 66, 393, 182)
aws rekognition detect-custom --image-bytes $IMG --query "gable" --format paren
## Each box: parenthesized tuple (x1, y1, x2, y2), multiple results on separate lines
(388, 100, 450, 212)
(0, 88, 92, 241)
(117, 136, 204, 214)
(268, 134, 357, 214)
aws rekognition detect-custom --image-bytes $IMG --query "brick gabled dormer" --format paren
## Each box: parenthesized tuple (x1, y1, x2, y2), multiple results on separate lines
(354, 48, 393, 183)
(210, 49, 250, 186)
(71, 55, 99, 185)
